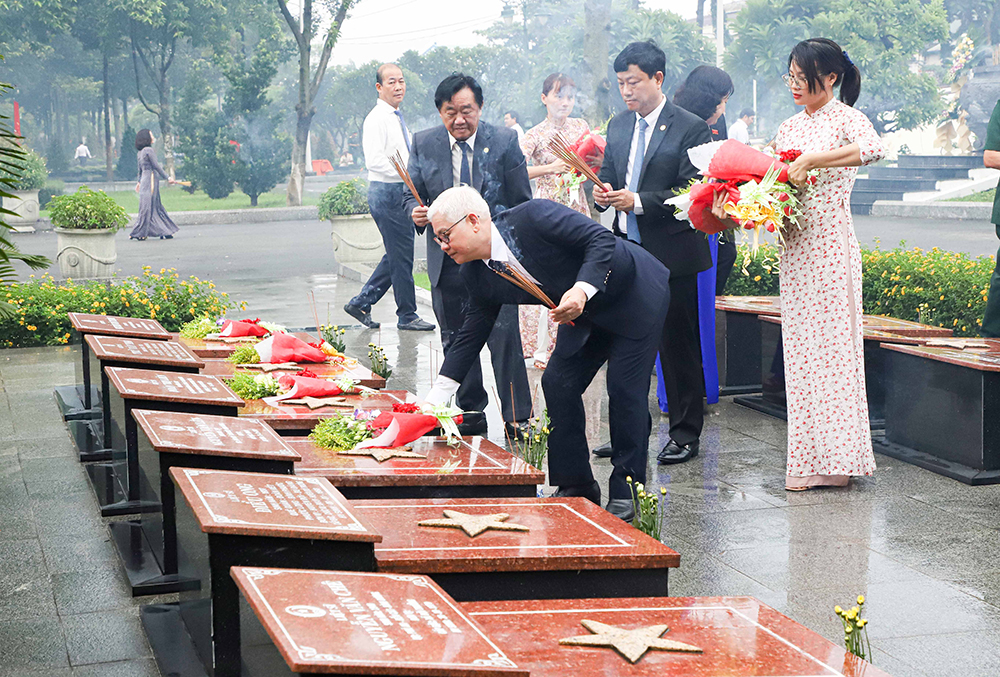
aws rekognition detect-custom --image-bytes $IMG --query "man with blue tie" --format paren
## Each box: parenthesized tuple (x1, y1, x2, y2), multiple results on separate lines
(403, 74, 533, 437)
(344, 63, 435, 332)
(595, 42, 713, 465)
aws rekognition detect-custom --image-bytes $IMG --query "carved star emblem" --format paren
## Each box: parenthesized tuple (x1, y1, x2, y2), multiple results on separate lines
(280, 396, 351, 410)
(559, 620, 702, 663)
(239, 362, 301, 372)
(417, 510, 530, 537)
(337, 446, 427, 463)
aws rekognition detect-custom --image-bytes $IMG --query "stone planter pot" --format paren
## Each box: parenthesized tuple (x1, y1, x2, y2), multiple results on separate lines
(54, 227, 117, 279)
(3, 189, 40, 226)
(329, 213, 385, 264)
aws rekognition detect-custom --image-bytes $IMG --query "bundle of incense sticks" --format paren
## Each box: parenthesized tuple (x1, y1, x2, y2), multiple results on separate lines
(547, 133, 603, 185)
(389, 151, 423, 207)
(489, 263, 573, 326)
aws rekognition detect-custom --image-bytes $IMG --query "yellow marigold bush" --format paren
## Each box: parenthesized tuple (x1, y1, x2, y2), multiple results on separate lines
(2, 267, 243, 348)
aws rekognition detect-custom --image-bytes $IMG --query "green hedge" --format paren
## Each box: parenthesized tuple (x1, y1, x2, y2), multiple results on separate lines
(2, 267, 243, 348)
(722, 242, 993, 337)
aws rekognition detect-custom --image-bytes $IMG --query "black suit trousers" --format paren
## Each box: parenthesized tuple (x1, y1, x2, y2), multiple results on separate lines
(659, 273, 705, 446)
(431, 256, 532, 422)
(543, 290, 669, 500)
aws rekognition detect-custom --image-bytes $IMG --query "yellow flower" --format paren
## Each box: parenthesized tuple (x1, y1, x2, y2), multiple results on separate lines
(834, 605, 843, 615)
(27, 325, 36, 331)
(857, 595, 865, 605)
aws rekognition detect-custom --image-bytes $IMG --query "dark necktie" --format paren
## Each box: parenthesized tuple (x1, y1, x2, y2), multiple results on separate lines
(457, 140, 472, 186)
(394, 110, 410, 153)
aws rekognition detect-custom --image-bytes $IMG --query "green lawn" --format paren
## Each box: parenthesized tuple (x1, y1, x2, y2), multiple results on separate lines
(42, 186, 318, 216)
(947, 188, 995, 202)
(413, 272, 431, 291)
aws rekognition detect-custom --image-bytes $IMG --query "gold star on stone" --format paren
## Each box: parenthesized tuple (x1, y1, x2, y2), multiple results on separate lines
(559, 620, 702, 663)
(239, 362, 301, 372)
(337, 447, 427, 463)
(280, 396, 352, 410)
(417, 510, 530, 537)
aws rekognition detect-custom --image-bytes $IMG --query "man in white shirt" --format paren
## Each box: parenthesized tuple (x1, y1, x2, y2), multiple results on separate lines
(728, 108, 755, 144)
(75, 141, 92, 166)
(503, 110, 525, 145)
(344, 63, 435, 332)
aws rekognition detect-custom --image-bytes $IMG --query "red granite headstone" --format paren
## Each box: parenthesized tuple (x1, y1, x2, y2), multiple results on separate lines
(239, 390, 414, 432)
(69, 312, 171, 339)
(231, 567, 528, 675)
(86, 335, 205, 369)
(715, 295, 782, 316)
(201, 358, 386, 389)
(106, 367, 244, 407)
(133, 410, 300, 460)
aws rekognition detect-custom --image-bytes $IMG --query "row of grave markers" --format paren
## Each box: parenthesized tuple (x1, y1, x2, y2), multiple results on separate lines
(55, 312, 891, 676)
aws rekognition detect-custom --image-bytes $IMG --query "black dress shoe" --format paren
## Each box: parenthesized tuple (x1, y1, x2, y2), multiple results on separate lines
(605, 498, 635, 522)
(398, 318, 435, 331)
(343, 303, 380, 329)
(552, 480, 601, 505)
(504, 420, 530, 442)
(592, 441, 612, 458)
(456, 411, 487, 436)
(657, 439, 700, 465)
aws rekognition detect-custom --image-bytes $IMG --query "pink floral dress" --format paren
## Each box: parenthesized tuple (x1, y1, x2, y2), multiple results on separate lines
(519, 116, 592, 363)
(774, 98, 884, 486)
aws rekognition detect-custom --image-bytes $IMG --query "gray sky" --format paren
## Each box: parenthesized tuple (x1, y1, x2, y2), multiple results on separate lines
(331, 0, 700, 65)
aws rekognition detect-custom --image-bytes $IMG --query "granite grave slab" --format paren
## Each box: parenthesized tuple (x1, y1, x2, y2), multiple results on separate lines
(232, 567, 528, 677)
(111, 410, 301, 596)
(291, 436, 543, 499)
(142, 468, 380, 677)
(176, 331, 315, 359)
(86, 368, 243, 517)
(201, 358, 386, 389)
(353, 496, 680, 600)
(239, 390, 414, 435)
(714, 295, 781, 396)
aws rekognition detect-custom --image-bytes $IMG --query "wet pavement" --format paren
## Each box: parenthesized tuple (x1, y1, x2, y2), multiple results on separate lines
(3, 218, 1000, 675)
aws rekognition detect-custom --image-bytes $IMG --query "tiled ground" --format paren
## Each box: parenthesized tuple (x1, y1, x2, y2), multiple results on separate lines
(2, 272, 999, 676)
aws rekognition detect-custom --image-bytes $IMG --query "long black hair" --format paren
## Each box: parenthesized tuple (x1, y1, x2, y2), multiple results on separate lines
(135, 128, 153, 151)
(673, 65, 734, 122)
(788, 37, 861, 107)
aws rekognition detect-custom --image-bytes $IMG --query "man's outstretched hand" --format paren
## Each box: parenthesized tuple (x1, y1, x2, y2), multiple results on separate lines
(550, 287, 587, 324)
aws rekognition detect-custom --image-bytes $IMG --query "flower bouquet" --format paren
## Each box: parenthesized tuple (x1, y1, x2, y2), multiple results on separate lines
(665, 139, 812, 251)
(274, 374, 372, 401)
(227, 332, 328, 364)
(309, 402, 465, 451)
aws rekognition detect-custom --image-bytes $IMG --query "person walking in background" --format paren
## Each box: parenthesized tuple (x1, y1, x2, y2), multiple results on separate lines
(403, 73, 533, 438)
(594, 41, 713, 467)
(74, 140, 92, 167)
(729, 108, 756, 144)
(128, 129, 178, 241)
(504, 110, 525, 144)
(978, 99, 1000, 337)
(769, 37, 884, 490)
(344, 63, 435, 332)
(518, 73, 595, 368)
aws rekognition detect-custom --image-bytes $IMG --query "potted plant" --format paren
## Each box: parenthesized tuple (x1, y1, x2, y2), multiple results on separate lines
(48, 187, 129, 279)
(0, 147, 48, 228)
(318, 178, 384, 264)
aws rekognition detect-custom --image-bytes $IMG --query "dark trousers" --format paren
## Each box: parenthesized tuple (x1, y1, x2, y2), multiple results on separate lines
(716, 234, 738, 295)
(349, 182, 418, 323)
(432, 257, 532, 423)
(660, 273, 705, 446)
(544, 293, 670, 500)
(983, 224, 1000, 337)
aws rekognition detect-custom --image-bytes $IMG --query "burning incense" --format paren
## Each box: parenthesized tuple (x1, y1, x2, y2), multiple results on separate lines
(547, 133, 603, 186)
(389, 151, 424, 207)
(488, 262, 573, 326)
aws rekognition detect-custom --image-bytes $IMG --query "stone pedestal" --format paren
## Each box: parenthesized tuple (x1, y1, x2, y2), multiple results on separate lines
(112, 410, 301, 596)
(354, 496, 679, 600)
(714, 295, 781, 396)
(61, 312, 169, 421)
(291, 436, 543, 499)
(239, 390, 415, 435)
(142, 469, 381, 677)
(87, 368, 243, 517)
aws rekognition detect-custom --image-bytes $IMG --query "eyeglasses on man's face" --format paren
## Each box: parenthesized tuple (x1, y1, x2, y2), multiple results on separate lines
(433, 214, 469, 245)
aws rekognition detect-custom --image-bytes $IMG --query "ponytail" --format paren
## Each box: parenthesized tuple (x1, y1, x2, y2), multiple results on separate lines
(839, 53, 861, 107)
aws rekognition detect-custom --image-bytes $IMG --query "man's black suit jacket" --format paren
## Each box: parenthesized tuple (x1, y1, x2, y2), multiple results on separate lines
(439, 199, 671, 384)
(598, 98, 713, 278)
(402, 121, 532, 286)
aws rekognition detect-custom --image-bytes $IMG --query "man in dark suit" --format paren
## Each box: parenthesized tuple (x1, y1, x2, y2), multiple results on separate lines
(594, 41, 713, 464)
(422, 187, 671, 521)
(403, 74, 532, 435)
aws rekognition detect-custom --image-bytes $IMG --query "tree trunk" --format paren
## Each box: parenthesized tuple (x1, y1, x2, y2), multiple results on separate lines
(122, 97, 129, 129)
(287, 109, 313, 206)
(103, 54, 114, 184)
(157, 70, 175, 179)
(112, 97, 120, 153)
(250, 193, 258, 206)
(582, 0, 612, 124)
(697, 0, 706, 36)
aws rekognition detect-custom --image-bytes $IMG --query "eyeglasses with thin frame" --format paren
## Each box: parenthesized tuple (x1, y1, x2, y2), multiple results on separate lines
(782, 73, 809, 90)
(433, 214, 469, 246)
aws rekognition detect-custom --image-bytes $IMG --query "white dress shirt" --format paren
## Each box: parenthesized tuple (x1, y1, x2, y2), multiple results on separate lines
(729, 118, 750, 144)
(512, 123, 525, 145)
(447, 130, 478, 187)
(362, 98, 410, 183)
(424, 222, 598, 406)
(620, 93, 667, 220)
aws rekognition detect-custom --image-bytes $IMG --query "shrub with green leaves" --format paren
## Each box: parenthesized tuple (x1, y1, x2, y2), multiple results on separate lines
(723, 241, 993, 337)
(48, 187, 129, 232)
(1, 267, 242, 348)
(38, 180, 64, 209)
(318, 178, 369, 219)
(0, 147, 47, 191)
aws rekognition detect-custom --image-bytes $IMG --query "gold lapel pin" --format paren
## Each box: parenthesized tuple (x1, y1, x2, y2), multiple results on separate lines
(659, 124, 666, 131)
(483, 147, 490, 153)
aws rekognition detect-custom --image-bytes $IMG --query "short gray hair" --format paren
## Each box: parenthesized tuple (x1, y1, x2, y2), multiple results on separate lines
(427, 186, 490, 224)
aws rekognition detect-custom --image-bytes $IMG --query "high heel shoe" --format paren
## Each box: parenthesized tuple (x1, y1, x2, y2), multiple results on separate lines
(160, 235, 173, 240)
